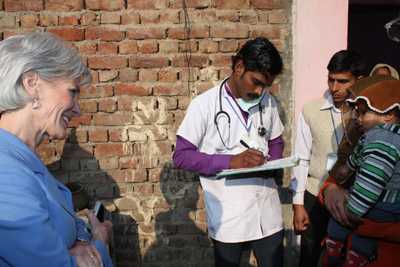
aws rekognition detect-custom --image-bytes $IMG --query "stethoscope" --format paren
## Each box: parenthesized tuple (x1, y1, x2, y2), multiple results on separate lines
(214, 78, 267, 148)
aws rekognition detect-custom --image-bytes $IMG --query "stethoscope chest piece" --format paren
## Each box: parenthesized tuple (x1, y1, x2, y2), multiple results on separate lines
(258, 126, 267, 137)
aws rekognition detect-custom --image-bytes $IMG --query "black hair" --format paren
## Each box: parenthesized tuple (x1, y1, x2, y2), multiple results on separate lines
(327, 50, 367, 77)
(232, 37, 283, 77)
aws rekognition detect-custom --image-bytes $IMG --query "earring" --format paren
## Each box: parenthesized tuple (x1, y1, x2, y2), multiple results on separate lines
(32, 97, 40, 110)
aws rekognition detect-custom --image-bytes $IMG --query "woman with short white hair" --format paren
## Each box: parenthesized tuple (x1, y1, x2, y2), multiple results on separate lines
(0, 32, 113, 267)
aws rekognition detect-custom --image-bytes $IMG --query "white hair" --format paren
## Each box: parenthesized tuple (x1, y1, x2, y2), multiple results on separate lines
(0, 31, 91, 112)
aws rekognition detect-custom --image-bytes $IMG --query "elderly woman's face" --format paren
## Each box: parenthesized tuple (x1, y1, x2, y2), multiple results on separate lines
(37, 77, 80, 140)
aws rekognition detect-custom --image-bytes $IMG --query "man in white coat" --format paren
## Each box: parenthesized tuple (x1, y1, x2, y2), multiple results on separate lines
(173, 37, 286, 267)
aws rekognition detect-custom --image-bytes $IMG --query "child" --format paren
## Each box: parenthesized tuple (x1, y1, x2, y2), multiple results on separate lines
(324, 79, 400, 267)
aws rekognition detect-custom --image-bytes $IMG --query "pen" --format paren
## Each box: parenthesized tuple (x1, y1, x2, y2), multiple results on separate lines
(240, 140, 250, 149)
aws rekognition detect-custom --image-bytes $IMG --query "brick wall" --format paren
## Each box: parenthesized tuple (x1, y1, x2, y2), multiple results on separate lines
(0, 0, 293, 266)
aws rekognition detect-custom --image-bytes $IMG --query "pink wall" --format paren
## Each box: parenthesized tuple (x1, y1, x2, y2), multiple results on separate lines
(293, 0, 349, 115)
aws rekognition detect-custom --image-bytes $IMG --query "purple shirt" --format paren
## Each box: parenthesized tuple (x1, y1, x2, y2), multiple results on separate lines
(173, 135, 284, 177)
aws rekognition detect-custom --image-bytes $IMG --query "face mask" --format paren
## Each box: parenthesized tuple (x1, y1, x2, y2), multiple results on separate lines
(237, 93, 265, 112)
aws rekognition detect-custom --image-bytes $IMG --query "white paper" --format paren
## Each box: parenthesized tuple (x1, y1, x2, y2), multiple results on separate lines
(216, 156, 299, 178)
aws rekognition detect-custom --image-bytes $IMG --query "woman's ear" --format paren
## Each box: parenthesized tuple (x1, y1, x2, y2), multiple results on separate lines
(21, 72, 39, 97)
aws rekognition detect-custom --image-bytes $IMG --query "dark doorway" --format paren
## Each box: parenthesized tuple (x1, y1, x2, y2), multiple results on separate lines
(348, 0, 400, 73)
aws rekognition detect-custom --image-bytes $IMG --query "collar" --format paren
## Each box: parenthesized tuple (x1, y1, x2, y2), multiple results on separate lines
(320, 90, 341, 113)
(0, 128, 46, 174)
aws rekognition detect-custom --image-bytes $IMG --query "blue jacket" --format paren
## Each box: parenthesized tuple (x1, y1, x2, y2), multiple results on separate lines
(0, 129, 113, 267)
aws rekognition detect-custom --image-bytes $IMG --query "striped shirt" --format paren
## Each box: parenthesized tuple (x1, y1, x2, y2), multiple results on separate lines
(347, 124, 400, 218)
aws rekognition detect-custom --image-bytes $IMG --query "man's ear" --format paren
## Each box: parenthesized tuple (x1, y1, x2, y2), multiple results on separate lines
(21, 72, 39, 97)
(233, 59, 245, 77)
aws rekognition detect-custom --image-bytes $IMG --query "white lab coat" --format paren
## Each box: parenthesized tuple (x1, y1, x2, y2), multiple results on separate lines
(177, 80, 284, 243)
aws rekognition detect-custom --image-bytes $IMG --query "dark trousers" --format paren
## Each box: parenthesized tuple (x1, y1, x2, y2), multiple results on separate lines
(212, 230, 283, 267)
(299, 191, 330, 267)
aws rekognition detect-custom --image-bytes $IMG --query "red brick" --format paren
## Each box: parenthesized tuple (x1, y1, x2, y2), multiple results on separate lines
(88, 56, 127, 69)
(158, 40, 179, 53)
(210, 24, 249, 38)
(119, 69, 138, 82)
(251, 0, 283, 9)
(240, 10, 258, 24)
(85, 0, 124, 11)
(109, 169, 146, 182)
(37, 145, 55, 163)
(249, 25, 281, 39)
(85, 26, 125, 41)
(119, 40, 138, 54)
(170, 0, 209, 8)
(126, 27, 165, 40)
(138, 69, 158, 82)
(140, 11, 160, 24)
(127, 0, 167, 9)
(121, 10, 140, 25)
(159, 69, 178, 82)
(80, 85, 114, 99)
(81, 11, 99, 26)
(76, 129, 88, 143)
(129, 56, 169, 68)
(198, 40, 218, 53)
(98, 98, 117, 112)
(5, 0, 43, 11)
(179, 40, 198, 53)
(213, 0, 248, 9)
(47, 28, 85, 41)
(89, 70, 99, 84)
(210, 54, 232, 67)
(98, 70, 118, 82)
(167, 25, 209, 39)
(134, 183, 153, 194)
(216, 10, 240, 22)
(59, 15, 80, 26)
(219, 40, 238, 52)
(98, 157, 119, 170)
(268, 9, 288, 24)
(93, 113, 131, 126)
(97, 42, 118, 54)
(19, 14, 37, 28)
(95, 143, 124, 157)
(115, 83, 151, 96)
(109, 128, 128, 141)
(153, 84, 188, 96)
(138, 40, 158, 54)
(180, 68, 200, 82)
(79, 99, 98, 113)
(171, 55, 208, 68)
(160, 10, 180, 24)
(101, 12, 121, 24)
(69, 114, 92, 127)
(119, 156, 138, 169)
(40, 14, 58, 26)
(89, 129, 108, 142)
(45, 0, 83, 11)
(117, 96, 136, 111)
(179, 9, 216, 23)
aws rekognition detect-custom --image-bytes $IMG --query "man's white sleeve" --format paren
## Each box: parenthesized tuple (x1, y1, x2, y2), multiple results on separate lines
(291, 112, 312, 205)
(177, 96, 207, 147)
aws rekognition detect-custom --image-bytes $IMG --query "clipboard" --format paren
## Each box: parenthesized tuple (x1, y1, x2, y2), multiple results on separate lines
(216, 156, 299, 179)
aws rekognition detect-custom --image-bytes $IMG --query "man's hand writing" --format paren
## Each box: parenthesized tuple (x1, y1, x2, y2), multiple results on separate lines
(230, 149, 265, 169)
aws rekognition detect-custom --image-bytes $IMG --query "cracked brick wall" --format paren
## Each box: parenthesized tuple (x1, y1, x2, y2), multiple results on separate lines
(0, 0, 294, 266)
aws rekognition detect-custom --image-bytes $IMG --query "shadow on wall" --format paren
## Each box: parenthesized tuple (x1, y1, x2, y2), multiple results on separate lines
(44, 129, 141, 267)
(143, 162, 213, 267)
